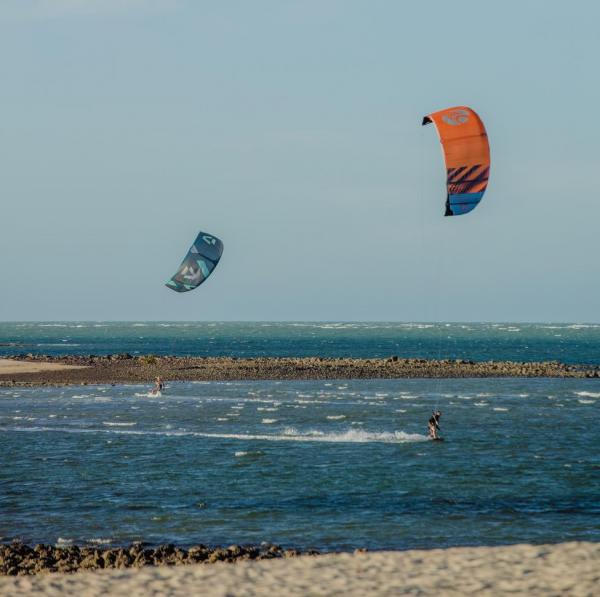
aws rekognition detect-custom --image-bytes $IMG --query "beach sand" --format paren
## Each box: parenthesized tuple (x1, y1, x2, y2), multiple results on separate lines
(1, 542, 598, 596)
(0, 358, 87, 375)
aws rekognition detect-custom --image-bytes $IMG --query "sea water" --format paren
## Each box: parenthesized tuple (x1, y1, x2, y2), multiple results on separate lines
(1, 378, 599, 550)
(1, 322, 600, 363)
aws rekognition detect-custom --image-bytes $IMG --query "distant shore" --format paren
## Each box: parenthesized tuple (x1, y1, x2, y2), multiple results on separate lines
(1, 542, 598, 595)
(1, 354, 599, 386)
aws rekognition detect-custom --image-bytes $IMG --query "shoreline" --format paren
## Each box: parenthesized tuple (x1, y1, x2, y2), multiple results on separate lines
(1, 542, 598, 595)
(0, 354, 599, 386)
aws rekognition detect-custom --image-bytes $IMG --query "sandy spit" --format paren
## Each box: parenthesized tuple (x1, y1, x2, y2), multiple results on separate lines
(0, 354, 599, 386)
(1, 542, 599, 596)
(0, 359, 87, 375)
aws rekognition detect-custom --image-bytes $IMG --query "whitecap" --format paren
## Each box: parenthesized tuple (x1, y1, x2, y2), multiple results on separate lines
(6, 425, 428, 444)
(575, 391, 600, 398)
(578, 399, 596, 405)
(261, 418, 278, 424)
(102, 422, 136, 427)
(88, 538, 112, 545)
(493, 407, 509, 412)
(326, 415, 346, 420)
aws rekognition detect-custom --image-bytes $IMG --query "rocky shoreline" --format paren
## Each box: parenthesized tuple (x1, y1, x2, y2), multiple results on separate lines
(1, 353, 599, 386)
(0, 542, 320, 576)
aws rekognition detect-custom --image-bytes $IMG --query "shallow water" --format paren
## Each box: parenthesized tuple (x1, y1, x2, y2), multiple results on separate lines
(1, 378, 599, 550)
(2, 321, 600, 363)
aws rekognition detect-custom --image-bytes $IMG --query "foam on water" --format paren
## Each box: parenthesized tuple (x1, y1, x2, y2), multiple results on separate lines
(88, 538, 112, 545)
(2, 424, 428, 444)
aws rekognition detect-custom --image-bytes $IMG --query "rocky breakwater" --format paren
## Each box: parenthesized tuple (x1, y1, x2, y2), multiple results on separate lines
(0, 542, 319, 576)
(0, 353, 599, 386)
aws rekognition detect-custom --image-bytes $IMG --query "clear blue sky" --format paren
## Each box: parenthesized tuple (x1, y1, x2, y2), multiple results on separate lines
(1, 0, 598, 321)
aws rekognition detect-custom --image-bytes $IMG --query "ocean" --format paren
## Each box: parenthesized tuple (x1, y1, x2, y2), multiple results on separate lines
(1, 377, 599, 550)
(1, 321, 600, 363)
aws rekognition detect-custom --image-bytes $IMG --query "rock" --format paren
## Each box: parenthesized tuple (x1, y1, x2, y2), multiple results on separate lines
(284, 549, 300, 558)
(227, 545, 242, 557)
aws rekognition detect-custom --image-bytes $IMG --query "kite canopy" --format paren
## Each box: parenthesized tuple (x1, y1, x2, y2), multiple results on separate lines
(422, 106, 490, 216)
(165, 231, 223, 293)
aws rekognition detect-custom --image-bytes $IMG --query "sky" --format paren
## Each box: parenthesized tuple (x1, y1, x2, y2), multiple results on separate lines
(1, 0, 599, 322)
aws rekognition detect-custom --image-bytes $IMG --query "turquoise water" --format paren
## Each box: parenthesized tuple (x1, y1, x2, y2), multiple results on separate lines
(1, 378, 599, 550)
(1, 321, 600, 363)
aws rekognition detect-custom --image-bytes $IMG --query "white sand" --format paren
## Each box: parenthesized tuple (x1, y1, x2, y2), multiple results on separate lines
(0, 359, 86, 375)
(1, 542, 598, 596)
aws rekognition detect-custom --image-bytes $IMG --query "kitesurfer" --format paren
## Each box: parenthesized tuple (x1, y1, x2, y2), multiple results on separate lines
(428, 410, 441, 440)
(152, 376, 164, 395)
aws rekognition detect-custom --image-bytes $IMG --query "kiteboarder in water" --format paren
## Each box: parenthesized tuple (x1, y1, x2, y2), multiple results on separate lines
(428, 411, 441, 440)
(152, 377, 164, 395)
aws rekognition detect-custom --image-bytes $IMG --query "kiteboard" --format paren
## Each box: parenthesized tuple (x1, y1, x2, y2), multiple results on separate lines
(431, 437, 444, 442)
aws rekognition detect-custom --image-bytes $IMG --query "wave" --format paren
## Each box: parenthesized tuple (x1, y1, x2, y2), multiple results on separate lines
(88, 538, 113, 545)
(102, 421, 136, 427)
(574, 391, 600, 398)
(2, 425, 428, 444)
(36, 343, 81, 347)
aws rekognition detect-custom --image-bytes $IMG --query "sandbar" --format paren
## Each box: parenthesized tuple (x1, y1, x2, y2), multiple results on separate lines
(0, 358, 87, 375)
(0, 354, 598, 386)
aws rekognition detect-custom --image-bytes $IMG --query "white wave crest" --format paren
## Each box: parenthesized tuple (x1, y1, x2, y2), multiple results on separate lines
(4, 425, 429, 444)
(88, 538, 112, 545)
